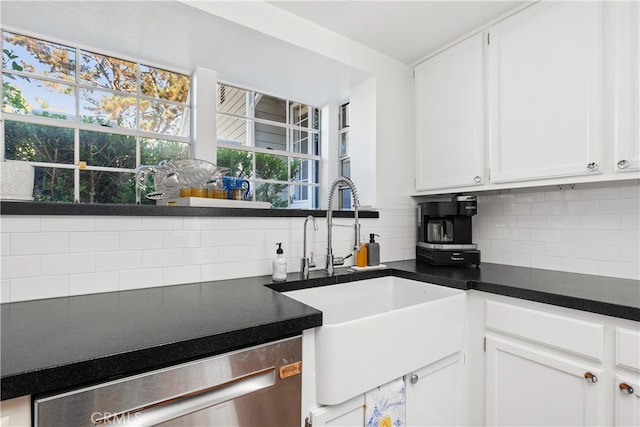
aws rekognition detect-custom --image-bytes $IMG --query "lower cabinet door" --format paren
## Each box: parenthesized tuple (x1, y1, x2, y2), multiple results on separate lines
(405, 352, 463, 426)
(615, 374, 640, 426)
(308, 395, 365, 427)
(485, 337, 602, 426)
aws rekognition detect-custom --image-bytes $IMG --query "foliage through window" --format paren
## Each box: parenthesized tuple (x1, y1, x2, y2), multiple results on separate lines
(2, 31, 191, 203)
(216, 84, 320, 208)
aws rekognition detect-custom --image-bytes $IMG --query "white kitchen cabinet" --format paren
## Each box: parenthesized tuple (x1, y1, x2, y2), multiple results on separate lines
(615, 374, 640, 426)
(613, 0, 640, 173)
(307, 395, 365, 427)
(405, 352, 464, 426)
(0, 395, 31, 427)
(487, 1, 603, 183)
(485, 336, 603, 426)
(615, 327, 640, 426)
(414, 33, 484, 191)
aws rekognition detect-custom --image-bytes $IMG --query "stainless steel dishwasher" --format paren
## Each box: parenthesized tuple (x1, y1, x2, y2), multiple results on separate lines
(34, 336, 302, 427)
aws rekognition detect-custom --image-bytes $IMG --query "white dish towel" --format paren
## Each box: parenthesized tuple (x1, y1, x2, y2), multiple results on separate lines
(365, 377, 406, 427)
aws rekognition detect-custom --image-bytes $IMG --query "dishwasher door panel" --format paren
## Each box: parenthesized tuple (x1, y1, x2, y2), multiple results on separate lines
(34, 336, 302, 427)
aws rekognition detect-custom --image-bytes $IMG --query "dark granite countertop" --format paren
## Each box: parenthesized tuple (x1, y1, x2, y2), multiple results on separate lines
(2, 261, 639, 401)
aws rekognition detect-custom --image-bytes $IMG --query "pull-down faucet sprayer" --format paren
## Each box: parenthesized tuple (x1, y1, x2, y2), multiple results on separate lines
(326, 177, 360, 275)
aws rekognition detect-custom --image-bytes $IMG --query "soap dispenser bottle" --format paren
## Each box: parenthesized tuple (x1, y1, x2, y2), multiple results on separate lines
(272, 243, 287, 281)
(366, 234, 380, 266)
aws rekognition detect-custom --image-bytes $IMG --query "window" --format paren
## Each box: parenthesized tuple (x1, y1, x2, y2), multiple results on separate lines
(338, 102, 351, 209)
(2, 31, 191, 203)
(216, 84, 320, 209)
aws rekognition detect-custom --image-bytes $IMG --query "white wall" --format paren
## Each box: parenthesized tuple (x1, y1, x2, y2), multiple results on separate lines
(473, 180, 640, 280)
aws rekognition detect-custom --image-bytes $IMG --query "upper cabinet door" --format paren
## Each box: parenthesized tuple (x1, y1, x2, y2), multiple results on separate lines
(488, 1, 603, 183)
(614, 1, 640, 173)
(414, 33, 484, 191)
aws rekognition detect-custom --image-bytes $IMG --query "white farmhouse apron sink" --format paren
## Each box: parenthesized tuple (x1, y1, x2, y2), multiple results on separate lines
(285, 276, 465, 405)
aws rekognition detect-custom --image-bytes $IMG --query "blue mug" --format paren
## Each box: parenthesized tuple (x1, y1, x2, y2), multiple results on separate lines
(222, 176, 250, 200)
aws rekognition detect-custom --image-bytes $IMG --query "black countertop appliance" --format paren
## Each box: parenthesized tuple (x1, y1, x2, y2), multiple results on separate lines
(417, 195, 481, 267)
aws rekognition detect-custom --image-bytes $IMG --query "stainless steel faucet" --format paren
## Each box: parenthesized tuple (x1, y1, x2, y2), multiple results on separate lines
(300, 215, 318, 279)
(326, 177, 360, 275)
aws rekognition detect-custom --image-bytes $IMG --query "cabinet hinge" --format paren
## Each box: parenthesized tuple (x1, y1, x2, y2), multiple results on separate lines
(305, 417, 312, 427)
(487, 33, 490, 45)
(483, 337, 487, 352)
(412, 70, 415, 79)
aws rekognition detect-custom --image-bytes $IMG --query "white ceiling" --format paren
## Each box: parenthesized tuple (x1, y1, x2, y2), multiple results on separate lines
(268, 0, 526, 65)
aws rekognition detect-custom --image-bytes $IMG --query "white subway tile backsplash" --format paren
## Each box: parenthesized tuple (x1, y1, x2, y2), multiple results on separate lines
(578, 215, 621, 230)
(182, 247, 219, 265)
(599, 199, 640, 215)
(503, 203, 531, 216)
(202, 229, 235, 247)
(1, 233, 10, 255)
(561, 229, 597, 244)
(119, 268, 163, 291)
(579, 186, 620, 200)
(515, 192, 545, 203)
(473, 181, 639, 280)
(1, 279, 10, 303)
(1, 216, 41, 232)
(530, 202, 562, 216)
(516, 216, 546, 228)
(41, 216, 95, 232)
(10, 275, 68, 302)
(41, 253, 95, 275)
(142, 248, 183, 268)
(70, 232, 119, 252)
(562, 200, 599, 215)
(69, 272, 119, 295)
(182, 217, 219, 230)
(545, 189, 579, 201)
(143, 217, 184, 231)
(95, 217, 142, 231)
(11, 232, 68, 255)
(162, 265, 201, 286)
(530, 229, 562, 242)
(120, 231, 163, 250)
(163, 230, 201, 248)
(1, 255, 41, 279)
(95, 251, 142, 272)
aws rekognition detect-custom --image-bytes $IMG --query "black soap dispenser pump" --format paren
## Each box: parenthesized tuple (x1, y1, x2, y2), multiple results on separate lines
(366, 234, 380, 266)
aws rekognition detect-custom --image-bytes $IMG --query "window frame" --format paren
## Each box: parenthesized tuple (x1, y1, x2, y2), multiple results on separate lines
(216, 82, 321, 209)
(1, 28, 192, 203)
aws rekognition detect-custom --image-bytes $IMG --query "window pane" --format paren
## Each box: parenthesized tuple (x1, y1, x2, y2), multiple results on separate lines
(3, 73, 75, 119)
(312, 107, 320, 131)
(217, 115, 248, 145)
(141, 138, 190, 165)
(341, 158, 351, 178)
(290, 184, 316, 209)
(33, 166, 74, 202)
(291, 130, 309, 154)
(4, 121, 74, 164)
(2, 32, 75, 81)
(340, 103, 350, 129)
(256, 182, 289, 208)
(79, 51, 137, 93)
(255, 122, 286, 150)
(290, 103, 308, 127)
(255, 152, 288, 181)
(340, 132, 349, 157)
(140, 65, 190, 103)
(217, 84, 248, 116)
(79, 130, 136, 169)
(216, 148, 253, 178)
(80, 170, 136, 204)
(140, 100, 190, 137)
(291, 159, 318, 185)
(80, 88, 136, 128)
(254, 93, 285, 123)
(340, 188, 352, 210)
